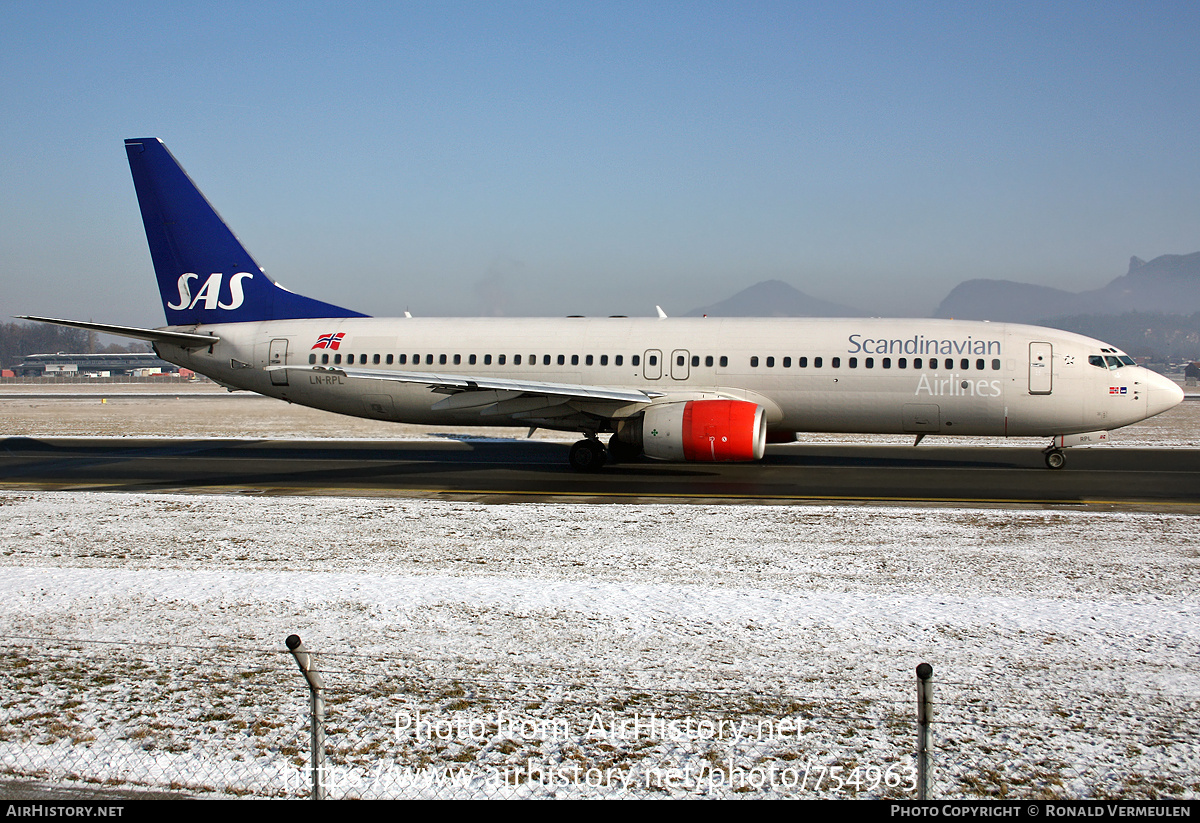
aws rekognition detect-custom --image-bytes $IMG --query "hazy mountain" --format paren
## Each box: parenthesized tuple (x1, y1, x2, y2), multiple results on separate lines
(934, 280, 1111, 323)
(685, 280, 862, 317)
(1094, 252, 1200, 313)
(934, 252, 1200, 322)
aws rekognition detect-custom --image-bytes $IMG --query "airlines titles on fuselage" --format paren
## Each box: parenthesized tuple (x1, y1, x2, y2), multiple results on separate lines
(914, 373, 1003, 398)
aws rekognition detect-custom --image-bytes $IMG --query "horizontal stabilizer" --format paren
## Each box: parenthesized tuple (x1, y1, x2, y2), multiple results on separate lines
(17, 316, 219, 349)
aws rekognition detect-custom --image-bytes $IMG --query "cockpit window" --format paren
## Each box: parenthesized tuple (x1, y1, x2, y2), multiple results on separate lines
(1105, 356, 1122, 369)
(1118, 355, 1135, 366)
(1089, 355, 1106, 368)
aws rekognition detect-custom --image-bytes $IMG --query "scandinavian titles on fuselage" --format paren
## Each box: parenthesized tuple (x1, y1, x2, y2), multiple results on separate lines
(847, 333, 1001, 356)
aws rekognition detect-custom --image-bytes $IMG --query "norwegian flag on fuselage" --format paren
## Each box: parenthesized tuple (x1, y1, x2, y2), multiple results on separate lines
(312, 332, 345, 350)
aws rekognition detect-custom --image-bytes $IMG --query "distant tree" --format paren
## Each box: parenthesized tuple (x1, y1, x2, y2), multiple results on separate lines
(0, 322, 90, 369)
(1045, 312, 1200, 362)
(99, 340, 152, 354)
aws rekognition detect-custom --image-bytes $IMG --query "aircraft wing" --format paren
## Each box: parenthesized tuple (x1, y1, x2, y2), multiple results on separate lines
(271, 365, 665, 427)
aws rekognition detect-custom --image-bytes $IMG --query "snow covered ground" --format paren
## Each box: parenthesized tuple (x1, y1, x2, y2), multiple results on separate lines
(0, 492, 1197, 798)
(1, 385, 1198, 797)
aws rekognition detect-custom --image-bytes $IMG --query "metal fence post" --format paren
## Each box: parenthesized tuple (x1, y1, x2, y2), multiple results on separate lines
(916, 662, 933, 800)
(287, 634, 328, 800)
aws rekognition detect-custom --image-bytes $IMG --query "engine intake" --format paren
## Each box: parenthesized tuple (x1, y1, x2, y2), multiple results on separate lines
(620, 399, 767, 462)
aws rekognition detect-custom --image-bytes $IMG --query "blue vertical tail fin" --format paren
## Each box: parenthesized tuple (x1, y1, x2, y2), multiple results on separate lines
(125, 138, 367, 325)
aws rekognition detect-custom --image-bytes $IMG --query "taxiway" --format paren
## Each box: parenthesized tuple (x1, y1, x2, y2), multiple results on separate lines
(2, 436, 1198, 506)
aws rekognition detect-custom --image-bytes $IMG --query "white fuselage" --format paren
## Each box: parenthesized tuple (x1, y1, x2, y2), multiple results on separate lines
(154, 316, 1182, 440)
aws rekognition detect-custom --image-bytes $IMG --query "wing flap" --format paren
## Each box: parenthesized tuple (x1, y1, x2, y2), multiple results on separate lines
(272, 365, 662, 405)
(481, 396, 562, 416)
(430, 389, 524, 412)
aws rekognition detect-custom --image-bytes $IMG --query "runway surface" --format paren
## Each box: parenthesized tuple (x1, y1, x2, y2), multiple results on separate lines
(2, 436, 1198, 506)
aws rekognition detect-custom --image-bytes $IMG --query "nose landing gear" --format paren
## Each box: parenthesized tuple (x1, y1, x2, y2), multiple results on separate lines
(1043, 447, 1066, 469)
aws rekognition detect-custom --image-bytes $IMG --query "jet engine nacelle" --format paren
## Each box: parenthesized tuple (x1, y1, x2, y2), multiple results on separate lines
(622, 399, 767, 462)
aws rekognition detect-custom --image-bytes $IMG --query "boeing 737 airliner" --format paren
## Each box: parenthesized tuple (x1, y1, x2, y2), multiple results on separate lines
(21, 139, 1185, 471)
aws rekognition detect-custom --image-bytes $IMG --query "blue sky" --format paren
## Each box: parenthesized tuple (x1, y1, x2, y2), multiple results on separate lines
(2, 1, 1198, 325)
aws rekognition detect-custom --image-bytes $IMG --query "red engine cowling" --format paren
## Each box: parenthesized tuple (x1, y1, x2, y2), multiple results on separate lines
(632, 399, 767, 462)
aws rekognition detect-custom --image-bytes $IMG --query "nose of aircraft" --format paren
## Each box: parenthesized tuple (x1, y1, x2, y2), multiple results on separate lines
(1143, 370, 1185, 418)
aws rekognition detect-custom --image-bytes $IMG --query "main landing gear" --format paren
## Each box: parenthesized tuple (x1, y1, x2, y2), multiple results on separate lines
(569, 438, 607, 472)
(569, 433, 647, 471)
(1043, 446, 1066, 469)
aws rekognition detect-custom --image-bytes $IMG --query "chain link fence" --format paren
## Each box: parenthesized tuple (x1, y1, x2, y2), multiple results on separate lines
(1, 636, 1196, 799)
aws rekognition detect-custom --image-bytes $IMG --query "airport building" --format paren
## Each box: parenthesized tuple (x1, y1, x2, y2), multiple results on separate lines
(12, 352, 185, 378)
